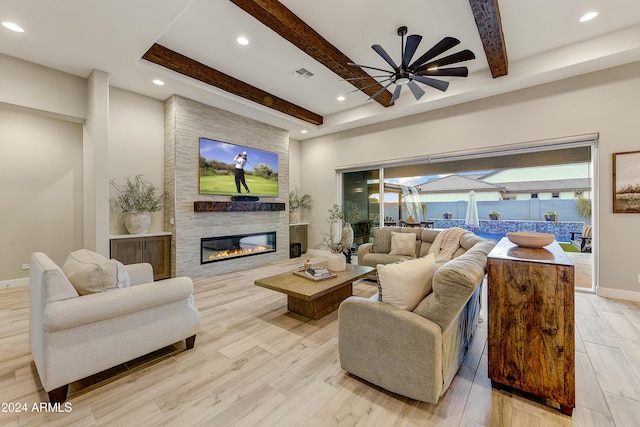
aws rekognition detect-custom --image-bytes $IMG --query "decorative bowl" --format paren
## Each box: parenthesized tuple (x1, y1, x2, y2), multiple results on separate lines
(506, 232, 555, 248)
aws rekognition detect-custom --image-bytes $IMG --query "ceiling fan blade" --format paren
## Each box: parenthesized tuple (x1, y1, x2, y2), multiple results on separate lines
(390, 84, 402, 103)
(407, 80, 425, 100)
(348, 62, 394, 74)
(341, 75, 393, 81)
(408, 36, 460, 69)
(402, 35, 422, 68)
(414, 75, 449, 92)
(416, 66, 469, 77)
(367, 81, 394, 101)
(372, 44, 399, 70)
(416, 49, 476, 73)
(346, 77, 392, 94)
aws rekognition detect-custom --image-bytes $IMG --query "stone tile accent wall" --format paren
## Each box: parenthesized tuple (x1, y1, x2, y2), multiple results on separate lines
(164, 95, 289, 278)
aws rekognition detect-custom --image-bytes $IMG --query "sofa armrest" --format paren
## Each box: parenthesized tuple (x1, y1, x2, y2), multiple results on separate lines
(43, 277, 194, 332)
(357, 243, 373, 258)
(124, 263, 154, 285)
(338, 296, 443, 402)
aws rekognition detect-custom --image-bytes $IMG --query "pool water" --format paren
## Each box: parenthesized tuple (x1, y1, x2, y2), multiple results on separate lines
(475, 232, 571, 243)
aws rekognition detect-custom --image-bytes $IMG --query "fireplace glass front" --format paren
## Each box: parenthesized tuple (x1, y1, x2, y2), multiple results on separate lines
(201, 231, 276, 264)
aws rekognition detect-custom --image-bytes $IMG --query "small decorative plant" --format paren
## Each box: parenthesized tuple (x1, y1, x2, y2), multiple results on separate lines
(288, 187, 313, 212)
(327, 203, 360, 224)
(110, 174, 166, 213)
(442, 211, 453, 220)
(488, 211, 501, 220)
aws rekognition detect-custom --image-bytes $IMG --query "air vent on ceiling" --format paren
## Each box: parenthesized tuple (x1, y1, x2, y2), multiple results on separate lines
(291, 67, 314, 78)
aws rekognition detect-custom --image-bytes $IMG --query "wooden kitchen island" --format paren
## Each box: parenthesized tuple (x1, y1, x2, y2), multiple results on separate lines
(487, 238, 575, 416)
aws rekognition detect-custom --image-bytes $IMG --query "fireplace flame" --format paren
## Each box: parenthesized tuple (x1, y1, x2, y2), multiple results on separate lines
(209, 245, 268, 260)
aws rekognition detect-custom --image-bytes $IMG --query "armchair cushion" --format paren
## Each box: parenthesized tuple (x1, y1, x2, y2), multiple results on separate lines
(377, 254, 435, 311)
(389, 231, 417, 256)
(62, 249, 130, 295)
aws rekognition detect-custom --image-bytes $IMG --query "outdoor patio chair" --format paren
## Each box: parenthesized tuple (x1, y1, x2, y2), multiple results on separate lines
(570, 224, 592, 253)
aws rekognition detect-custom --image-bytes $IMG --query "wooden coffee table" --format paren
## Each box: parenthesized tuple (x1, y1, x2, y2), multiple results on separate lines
(254, 264, 375, 320)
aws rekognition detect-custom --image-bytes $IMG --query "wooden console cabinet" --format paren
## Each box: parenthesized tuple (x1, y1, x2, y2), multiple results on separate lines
(110, 233, 171, 280)
(487, 238, 575, 416)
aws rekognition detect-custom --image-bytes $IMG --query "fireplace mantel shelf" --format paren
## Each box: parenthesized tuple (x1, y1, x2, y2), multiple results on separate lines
(194, 201, 286, 212)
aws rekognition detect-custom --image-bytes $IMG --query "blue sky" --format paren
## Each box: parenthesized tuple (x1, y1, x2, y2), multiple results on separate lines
(200, 137, 279, 172)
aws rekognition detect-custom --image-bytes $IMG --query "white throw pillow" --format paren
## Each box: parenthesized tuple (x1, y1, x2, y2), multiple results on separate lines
(376, 254, 436, 311)
(62, 249, 130, 295)
(388, 231, 416, 256)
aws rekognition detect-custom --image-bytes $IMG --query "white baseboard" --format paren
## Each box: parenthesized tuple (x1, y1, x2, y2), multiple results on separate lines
(0, 277, 29, 289)
(596, 286, 640, 302)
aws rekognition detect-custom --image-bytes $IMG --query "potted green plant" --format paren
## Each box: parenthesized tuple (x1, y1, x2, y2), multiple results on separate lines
(544, 211, 559, 223)
(488, 210, 501, 221)
(317, 203, 360, 271)
(326, 203, 360, 251)
(289, 187, 313, 224)
(110, 174, 167, 234)
(442, 211, 453, 220)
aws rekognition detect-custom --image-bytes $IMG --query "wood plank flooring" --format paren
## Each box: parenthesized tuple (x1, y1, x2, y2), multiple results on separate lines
(1, 255, 639, 426)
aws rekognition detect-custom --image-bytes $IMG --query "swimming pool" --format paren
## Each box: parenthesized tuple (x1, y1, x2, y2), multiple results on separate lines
(474, 231, 572, 243)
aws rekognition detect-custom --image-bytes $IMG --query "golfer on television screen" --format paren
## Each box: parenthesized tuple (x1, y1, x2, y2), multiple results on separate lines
(234, 151, 250, 193)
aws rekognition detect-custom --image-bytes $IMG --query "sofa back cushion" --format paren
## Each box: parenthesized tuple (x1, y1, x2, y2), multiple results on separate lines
(62, 249, 130, 295)
(377, 254, 436, 311)
(388, 232, 417, 256)
(371, 227, 421, 255)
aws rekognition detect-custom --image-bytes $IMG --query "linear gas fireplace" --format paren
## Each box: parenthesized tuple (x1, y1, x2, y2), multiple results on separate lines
(201, 231, 276, 264)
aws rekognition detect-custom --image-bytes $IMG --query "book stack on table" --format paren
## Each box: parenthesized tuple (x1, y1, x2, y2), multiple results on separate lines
(306, 267, 332, 279)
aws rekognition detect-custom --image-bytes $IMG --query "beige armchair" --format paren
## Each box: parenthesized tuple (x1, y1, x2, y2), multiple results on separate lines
(29, 252, 200, 403)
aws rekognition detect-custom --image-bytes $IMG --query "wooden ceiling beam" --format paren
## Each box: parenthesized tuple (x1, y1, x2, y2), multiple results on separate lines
(142, 43, 323, 125)
(229, 0, 394, 107)
(468, 0, 508, 78)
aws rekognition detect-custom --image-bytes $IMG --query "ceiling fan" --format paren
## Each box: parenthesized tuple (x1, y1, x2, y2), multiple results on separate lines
(347, 26, 475, 103)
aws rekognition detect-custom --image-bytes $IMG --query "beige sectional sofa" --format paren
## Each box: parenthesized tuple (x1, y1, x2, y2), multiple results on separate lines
(357, 226, 479, 268)
(340, 227, 496, 403)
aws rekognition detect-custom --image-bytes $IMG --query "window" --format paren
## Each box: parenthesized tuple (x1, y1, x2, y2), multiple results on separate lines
(552, 192, 560, 198)
(531, 193, 538, 199)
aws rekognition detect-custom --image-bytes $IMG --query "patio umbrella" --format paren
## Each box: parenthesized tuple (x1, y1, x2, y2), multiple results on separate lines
(465, 190, 479, 228)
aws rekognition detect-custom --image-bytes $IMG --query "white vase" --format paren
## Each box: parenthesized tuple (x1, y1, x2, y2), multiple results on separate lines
(123, 212, 151, 234)
(289, 209, 300, 224)
(342, 223, 354, 249)
(327, 252, 346, 272)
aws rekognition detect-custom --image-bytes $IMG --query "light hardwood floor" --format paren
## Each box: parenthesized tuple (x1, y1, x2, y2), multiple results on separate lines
(1, 255, 639, 426)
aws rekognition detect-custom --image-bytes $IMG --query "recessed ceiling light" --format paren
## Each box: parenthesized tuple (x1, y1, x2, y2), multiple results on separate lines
(237, 36, 249, 46)
(301, 130, 308, 134)
(2, 21, 24, 32)
(580, 11, 598, 22)
(152, 79, 165, 86)
(337, 95, 346, 101)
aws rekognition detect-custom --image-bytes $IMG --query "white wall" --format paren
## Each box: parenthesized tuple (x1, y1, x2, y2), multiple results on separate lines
(0, 108, 83, 279)
(301, 61, 640, 297)
(109, 87, 166, 235)
(288, 137, 302, 190)
(0, 54, 165, 282)
(0, 53, 86, 120)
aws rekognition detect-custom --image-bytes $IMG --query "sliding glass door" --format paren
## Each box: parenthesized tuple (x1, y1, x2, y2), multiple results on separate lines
(340, 138, 597, 292)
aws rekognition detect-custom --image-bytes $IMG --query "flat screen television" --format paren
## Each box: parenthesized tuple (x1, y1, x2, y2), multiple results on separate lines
(199, 137, 279, 197)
